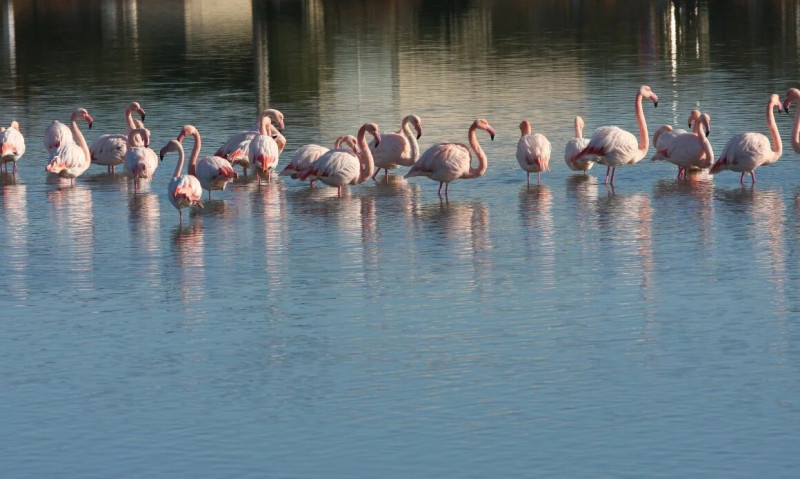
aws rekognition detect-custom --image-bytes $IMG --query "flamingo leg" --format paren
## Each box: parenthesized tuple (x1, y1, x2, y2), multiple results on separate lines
(243, 167, 248, 177)
(372, 168, 381, 180)
(384, 169, 389, 183)
(208, 190, 212, 201)
(13, 162, 17, 175)
(179, 210, 183, 225)
(438, 182, 444, 196)
(609, 167, 617, 185)
(604, 166, 610, 184)
(751, 171, 756, 184)
(740, 172, 745, 184)
(526, 172, 530, 187)
(310, 179, 315, 188)
(445, 183, 450, 197)
(338, 186, 342, 198)
(677, 167, 683, 179)
(583, 170, 587, 176)
(538, 171, 541, 185)
(267, 169, 271, 184)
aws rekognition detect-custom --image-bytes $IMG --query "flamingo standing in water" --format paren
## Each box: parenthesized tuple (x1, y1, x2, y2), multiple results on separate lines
(651, 110, 707, 178)
(782, 88, 800, 153)
(0, 121, 26, 175)
(45, 108, 94, 184)
(370, 114, 423, 182)
(405, 118, 495, 197)
(248, 115, 281, 185)
(709, 94, 783, 184)
(123, 128, 158, 193)
(572, 85, 659, 185)
(564, 116, 596, 174)
(280, 135, 359, 187)
(216, 109, 286, 176)
(298, 123, 380, 197)
(176, 125, 237, 200)
(160, 139, 203, 224)
(90, 101, 146, 174)
(516, 119, 551, 185)
(651, 112, 713, 178)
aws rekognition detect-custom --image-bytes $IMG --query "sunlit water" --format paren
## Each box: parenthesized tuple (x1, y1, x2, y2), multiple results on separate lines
(1, 0, 799, 477)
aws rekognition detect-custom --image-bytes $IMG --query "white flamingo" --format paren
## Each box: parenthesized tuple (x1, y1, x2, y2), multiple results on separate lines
(44, 108, 94, 184)
(369, 114, 422, 181)
(516, 119, 551, 185)
(248, 115, 281, 185)
(782, 88, 800, 153)
(564, 116, 596, 174)
(160, 139, 203, 224)
(123, 128, 158, 192)
(216, 109, 285, 175)
(710, 94, 783, 184)
(405, 118, 495, 197)
(280, 135, 359, 187)
(176, 124, 238, 200)
(651, 110, 703, 157)
(297, 123, 380, 197)
(44, 120, 73, 154)
(652, 112, 713, 178)
(0, 121, 26, 175)
(572, 85, 659, 185)
(89, 101, 146, 174)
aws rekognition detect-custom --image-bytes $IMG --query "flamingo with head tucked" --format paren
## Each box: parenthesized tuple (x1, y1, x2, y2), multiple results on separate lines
(248, 115, 281, 186)
(782, 88, 800, 153)
(516, 119, 551, 185)
(298, 123, 379, 197)
(405, 118, 495, 197)
(45, 108, 94, 184)
(280, 135, 359, 187)
(370, 114, 422, 182)
(160, 140, 203, 224)
(123, 128, 158, 192)
(651, 109, 703, 157)
(572, 85, 659, 185)
(709, 94, 783, 184)
(564, 116, 596, 174)
(90, 101, 146, 174)
(216, 109, 285, 175)
(652, 112, 713, 178)
(176, 125, 237, 200)
(44, 120, 73, 154)
(0, 121, 26, 175)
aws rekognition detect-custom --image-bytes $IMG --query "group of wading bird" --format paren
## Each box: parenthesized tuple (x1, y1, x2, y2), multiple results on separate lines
(0, 85, 799, 221)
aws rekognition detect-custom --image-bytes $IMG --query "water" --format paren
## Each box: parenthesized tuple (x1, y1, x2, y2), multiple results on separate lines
(1, 0, 799, 476)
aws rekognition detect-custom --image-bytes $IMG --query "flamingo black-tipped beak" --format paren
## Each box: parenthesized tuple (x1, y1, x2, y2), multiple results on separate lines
(706, 128, 710, 137)
(159, 153, 165, 161)
(490, 133, 495, 141)
(654, 101, 658, 108)
(416, 132, 422, 140)
(141, 113, 146, 121)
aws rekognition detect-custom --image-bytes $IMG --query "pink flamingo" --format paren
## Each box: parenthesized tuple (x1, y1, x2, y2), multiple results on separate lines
(160, 139, 203, 224)
(248, 115, 281, 185)
(370, 114, 423, 182)
(90, 101, 146, 174)
(516, 119, 551, 185)
(176, 125, 238, 200)
(405, 118, 495, 197)
(280, 135, 359, 187)
(216, 109, 285, 176)
(123, 128, 158, 193)
(0, 121, 26, 175)
(45, 108, 94, 184)
(564, 116, 596, 174)
(651, 112, 713, 178)
(572, 85, 659, 185)
(44, 120, 73, 154)
(709, 94, 783, 184)
(298, 123, 380, 197)
(782, 88, 800, 153)
(651, 109, 706, 178)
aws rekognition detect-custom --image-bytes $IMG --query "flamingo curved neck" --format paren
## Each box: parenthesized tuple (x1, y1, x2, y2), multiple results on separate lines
(173, 144, 186, 178)
(574, 120, 582, 138)
(71, 117, 90, 163)
(520, 122, 532, 137)
(356, 127, 375, 183)
(766, 102, 782, 164)
(125, 107, 136, 130)
(791, 103, 800, 153)
(634, 92, 649, 155)
(464, 123, 488, 179)
(188, 131, 201, 176)
(402, 120, 419, 160)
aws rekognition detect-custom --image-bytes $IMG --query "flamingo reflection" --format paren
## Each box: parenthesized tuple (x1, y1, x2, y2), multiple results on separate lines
(518, 185, 555, 287)
(46, 184, 95, 287)
(171, 218, 205, 306)
(1, 180, 28, 298)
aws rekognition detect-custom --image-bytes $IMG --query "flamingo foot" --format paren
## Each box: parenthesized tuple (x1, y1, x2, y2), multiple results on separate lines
(372, 168, 381, 181)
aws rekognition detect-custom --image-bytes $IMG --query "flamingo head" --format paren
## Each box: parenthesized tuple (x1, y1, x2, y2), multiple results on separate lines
(412, 115, 423, 139)
(782, 88, 800, 114)
(474, 118, 495, 140)
(160, 139, 182, 161)
(360, 123, 381, 147)
(126, 101, 146, 122)
(709, 158, 727, 175)
(262, 109, 285, 131)
(701, 113, 711, 137)
(72, 108, 94, 128)
(177, 125, 198, 144)
(769, 94, 783, 114)
(639, 85, 658, 107)
(574, 116, 584, 135)
(9, 120, 19, 131)
(519, 119, 532, 137)
(687, 109, 702, 128)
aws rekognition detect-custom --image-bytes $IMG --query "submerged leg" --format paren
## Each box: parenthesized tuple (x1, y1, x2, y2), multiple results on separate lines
(438, 182, 443, 196)
(372, 168, 381, 180)
(609, 167, 617, 185)
(604, 166, 610, 185)
(750, 171, 756, 184)
(740, 172, 745, 184)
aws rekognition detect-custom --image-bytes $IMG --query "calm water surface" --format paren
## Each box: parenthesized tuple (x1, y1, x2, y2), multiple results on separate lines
(1, 0, 799, 477)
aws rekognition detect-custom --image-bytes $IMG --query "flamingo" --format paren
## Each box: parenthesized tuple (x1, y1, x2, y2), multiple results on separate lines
(370, 114, 423, 182)
(44, 108, 94, 184)
(280, 135, 359, 187)
(176, 125, 238, 200)
(123, 128, 159, 193)
(564, 116, 596, 174)
(782, 88, 800, 153)
(572, 85, 659, 185)
(405, 118, 495, 197)
(297, 123, 380, 197)
(0, 121, 26, 175)
(216, 109, 285, 175)
(516, 119, 551, 185)
(44, 120, 73, 154)
(160, 139, 203, 224)
(710, 94, 783, 184)
(651, 112, 713, 178)
(651, 109, 707, 178)
(90, 101, 146, 174)
(248, 115, 281, 185)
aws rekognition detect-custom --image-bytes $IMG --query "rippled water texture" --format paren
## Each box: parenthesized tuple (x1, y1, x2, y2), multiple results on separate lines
(1, 1, 799, 477)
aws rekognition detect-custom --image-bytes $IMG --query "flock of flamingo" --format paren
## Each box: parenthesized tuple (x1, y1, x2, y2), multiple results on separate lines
(0, 85, 799, 222)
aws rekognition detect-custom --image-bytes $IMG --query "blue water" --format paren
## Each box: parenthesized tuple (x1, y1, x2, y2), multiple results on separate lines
(1, 0, 799, 477)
